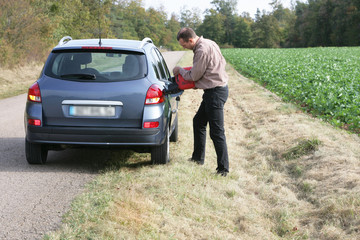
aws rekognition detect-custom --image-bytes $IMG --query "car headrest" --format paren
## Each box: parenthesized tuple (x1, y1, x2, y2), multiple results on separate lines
(73, 53, 92, 64)
(123, 55, 140, 78)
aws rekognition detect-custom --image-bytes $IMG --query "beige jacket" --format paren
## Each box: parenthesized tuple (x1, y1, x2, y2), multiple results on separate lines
(179, 37, 228, 89)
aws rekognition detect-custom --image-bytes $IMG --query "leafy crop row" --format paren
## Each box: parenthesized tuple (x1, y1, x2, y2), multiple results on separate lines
(222, 47, 360, 132)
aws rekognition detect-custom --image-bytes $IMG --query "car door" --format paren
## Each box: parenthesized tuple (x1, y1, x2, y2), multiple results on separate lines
(150, 48, 181, 130)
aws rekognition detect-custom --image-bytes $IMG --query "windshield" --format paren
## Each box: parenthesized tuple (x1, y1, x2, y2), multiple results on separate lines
(44, 50, 147, 81)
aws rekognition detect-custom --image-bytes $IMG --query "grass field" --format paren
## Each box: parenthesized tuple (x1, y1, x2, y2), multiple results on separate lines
(42, 51, 360, 239)
(222, 47, 360, 132)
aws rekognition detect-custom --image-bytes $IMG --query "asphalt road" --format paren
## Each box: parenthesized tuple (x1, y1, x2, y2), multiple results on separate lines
(0, 51, 185, 240)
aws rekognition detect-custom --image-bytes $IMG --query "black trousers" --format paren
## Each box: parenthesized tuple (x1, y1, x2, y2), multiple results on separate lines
(192, 85, 229, 172)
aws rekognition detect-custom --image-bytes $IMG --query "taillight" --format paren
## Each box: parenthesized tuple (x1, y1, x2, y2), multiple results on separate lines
(145, 84, 164, 105)
(143, 121, 159, 128)
(82, 46, 113, 50)
(28, 119, 41, 126)
(28, 82, 41, 102)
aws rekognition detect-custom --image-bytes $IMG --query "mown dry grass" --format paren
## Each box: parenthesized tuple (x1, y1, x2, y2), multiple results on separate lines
(0, 63, 43, 99)
(44, 51, 360, 239)
(223, 60, 360, 239)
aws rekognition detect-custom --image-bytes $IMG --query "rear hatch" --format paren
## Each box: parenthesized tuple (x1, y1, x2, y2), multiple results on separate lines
(40, 49, 150, 128)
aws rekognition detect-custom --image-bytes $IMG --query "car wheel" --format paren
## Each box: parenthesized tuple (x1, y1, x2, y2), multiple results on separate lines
(170, 116, 178, 142)
(25, 139, 48, 164)
(151, 127, 169, 164)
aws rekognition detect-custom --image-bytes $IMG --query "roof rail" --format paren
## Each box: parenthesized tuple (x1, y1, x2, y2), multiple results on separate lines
(58, 36, 72, 46)
(139, 37, 153, 48)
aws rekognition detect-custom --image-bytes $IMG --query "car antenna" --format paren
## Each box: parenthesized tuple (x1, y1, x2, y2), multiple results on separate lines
(98, 0, 102, 46)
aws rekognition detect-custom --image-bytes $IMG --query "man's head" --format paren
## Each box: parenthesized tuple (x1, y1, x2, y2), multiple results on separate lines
(177, 28, 199, 50)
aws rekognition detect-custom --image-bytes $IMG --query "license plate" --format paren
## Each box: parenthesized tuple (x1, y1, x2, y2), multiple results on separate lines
(69, 105, 115, 117)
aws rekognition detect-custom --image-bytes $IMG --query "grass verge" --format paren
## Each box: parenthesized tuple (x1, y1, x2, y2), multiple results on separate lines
(0, 64, 43, 99)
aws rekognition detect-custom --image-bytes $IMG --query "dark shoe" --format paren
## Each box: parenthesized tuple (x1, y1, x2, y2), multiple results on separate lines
(216, 170, 228, 177)
(188, 158, 204, 165)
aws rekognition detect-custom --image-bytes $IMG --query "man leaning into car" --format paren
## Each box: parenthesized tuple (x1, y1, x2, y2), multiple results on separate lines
(173, 27, 229, 176)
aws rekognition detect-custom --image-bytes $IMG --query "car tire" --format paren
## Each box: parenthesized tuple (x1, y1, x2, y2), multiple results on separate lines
(170, 116, 178, 142)
(151, 127, 169, 165)
(25, 139, 48, 164)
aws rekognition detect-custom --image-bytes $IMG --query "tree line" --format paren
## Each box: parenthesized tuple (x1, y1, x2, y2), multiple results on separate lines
(0, 0, 359, 66)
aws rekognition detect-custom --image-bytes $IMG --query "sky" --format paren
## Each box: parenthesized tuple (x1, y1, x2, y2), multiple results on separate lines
(143, 0, 299, 18)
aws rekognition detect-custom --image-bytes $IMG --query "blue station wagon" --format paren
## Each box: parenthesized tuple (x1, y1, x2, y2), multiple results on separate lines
(25, 37, 182, 165)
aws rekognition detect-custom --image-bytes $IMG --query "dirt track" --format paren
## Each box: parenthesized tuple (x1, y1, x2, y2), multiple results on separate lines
(0, 51, 184, 240)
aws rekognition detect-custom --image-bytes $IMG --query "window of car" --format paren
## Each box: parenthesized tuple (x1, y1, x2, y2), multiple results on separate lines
(150, 48, 167, 81)
(154, 49, 171, 80)
(150, 56, 161, 80)
(44, 50, 147, 82)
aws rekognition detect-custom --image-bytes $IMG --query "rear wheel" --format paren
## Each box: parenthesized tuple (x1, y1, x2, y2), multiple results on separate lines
(151, 127, 169, 164)
(170, 116, 178, 142)
(25, 139, 48, 164)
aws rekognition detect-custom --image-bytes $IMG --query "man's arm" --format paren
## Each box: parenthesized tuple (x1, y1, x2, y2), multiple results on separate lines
(173, 49, 208, 81)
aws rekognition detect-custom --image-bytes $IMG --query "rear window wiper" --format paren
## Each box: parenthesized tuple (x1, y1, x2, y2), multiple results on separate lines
(60, 73, 96, 80)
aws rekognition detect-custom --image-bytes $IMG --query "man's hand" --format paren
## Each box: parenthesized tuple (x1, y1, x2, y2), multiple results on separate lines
(173, 66, 181, 76)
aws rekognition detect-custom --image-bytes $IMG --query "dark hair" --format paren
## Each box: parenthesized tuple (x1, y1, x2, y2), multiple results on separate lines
(177, 28, 197, 42)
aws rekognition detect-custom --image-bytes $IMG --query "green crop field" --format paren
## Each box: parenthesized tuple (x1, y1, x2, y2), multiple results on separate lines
(222, 47, 360, 132)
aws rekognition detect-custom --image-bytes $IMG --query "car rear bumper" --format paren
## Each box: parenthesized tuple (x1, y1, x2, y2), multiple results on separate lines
(26, 125, 163, 146)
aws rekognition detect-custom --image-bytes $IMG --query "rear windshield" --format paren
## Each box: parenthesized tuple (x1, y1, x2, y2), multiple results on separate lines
(44, 50, 147, 81)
